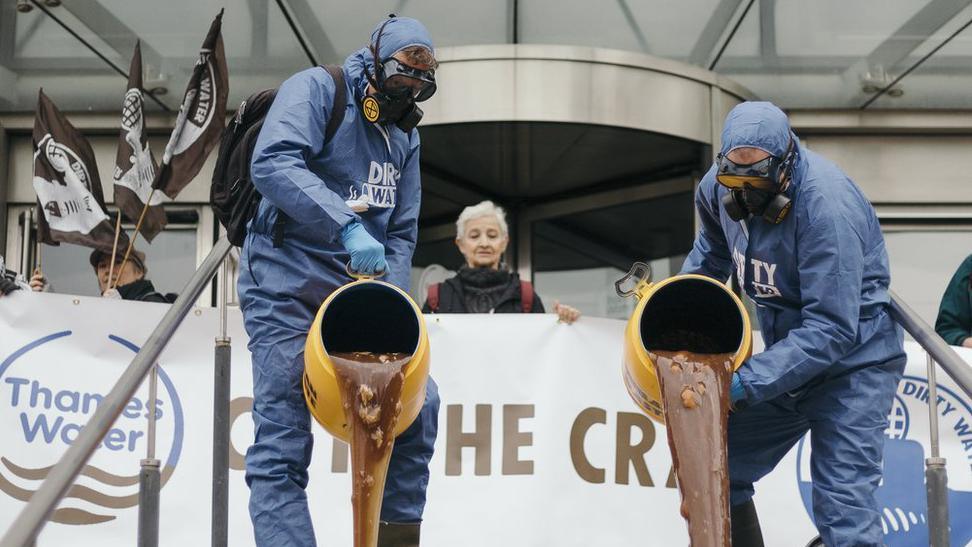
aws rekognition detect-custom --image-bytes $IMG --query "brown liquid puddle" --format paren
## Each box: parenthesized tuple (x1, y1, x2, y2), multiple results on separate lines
(331, 351, 411, 547)
(650, 349, 734, 547)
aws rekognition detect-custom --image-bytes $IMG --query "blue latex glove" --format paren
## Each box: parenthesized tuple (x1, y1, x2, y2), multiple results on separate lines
(730, 373, 747, 404)
(340, 221, 388, 276)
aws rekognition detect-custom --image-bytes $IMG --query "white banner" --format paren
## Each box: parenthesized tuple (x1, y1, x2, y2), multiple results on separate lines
(1, 292, 970, 546)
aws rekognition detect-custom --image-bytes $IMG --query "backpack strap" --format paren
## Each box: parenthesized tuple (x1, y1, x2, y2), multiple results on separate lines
(520, 280, 534, 313)
(426, 283, 440, 312)
(321, 64, 347, 142)
(272, 65, 348, 248)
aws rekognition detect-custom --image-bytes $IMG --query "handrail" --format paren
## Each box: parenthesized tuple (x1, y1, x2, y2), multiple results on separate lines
(889, 290, 972, 400)
(0, 237, 233, 547)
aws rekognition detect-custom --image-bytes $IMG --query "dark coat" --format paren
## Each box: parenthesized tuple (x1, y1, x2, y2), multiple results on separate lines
(422, 267, 544, 314)
(935, 254, 972, 346)
(118, 279, 176, 303)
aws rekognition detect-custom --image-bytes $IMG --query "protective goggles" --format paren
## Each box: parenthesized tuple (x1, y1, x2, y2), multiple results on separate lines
(714, 152, 786, 191)
(379, 58, 437, 102)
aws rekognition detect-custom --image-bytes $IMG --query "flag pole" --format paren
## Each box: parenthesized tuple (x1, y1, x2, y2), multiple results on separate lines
(112, 189, 155, 291)
(107, 211, 123, 289)
(33, 206, 42, 273)
(35, 240, 42, 273)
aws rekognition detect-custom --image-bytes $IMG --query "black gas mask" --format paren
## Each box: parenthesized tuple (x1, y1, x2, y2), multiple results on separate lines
(715, 141, 796, 224)
(361, 16, 437, 133)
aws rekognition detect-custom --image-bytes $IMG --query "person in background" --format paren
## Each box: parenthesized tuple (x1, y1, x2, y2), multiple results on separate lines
(27, 248, 174, 303)
(935, 254, 972, 347)
(0, 255, 29, 297)
(423, 200, 582, 323)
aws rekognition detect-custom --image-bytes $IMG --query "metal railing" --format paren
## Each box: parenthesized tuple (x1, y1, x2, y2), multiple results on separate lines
(1, 260, 970, 546)
(888, 291, 971, 547)
(0, 237, 232, 547)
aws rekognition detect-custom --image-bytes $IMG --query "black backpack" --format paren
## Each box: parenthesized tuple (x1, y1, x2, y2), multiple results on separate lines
(211, 65, 347, 247)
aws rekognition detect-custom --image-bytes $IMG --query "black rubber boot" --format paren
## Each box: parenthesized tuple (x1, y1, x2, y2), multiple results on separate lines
(377, 522, 421, 547)
(804, 536, 825, 547)
(730, 499, 765, 547)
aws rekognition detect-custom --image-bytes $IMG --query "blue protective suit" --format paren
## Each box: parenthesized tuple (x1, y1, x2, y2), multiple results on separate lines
(238, 17, 440, 547)
(681, 102, 906, 546)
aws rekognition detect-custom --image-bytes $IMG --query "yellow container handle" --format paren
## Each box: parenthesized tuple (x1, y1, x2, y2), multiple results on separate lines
(345, 261, 387, 281)
(615, 261, 653, 300)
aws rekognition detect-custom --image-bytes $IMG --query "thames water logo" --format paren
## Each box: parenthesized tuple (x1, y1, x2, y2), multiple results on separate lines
(796, 375, 972, 545)
(0, 331, 184, 525)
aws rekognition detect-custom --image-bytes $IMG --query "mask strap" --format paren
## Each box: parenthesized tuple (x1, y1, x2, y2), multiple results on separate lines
(778, 137, 797, 190)
(367, 15, 396, 90)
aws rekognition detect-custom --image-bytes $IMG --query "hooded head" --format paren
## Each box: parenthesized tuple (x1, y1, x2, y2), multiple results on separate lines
(719, 101, 798, 159)
(369, 16, 434, 61)
(716, 102, 801, 224)
(346, 17, 434, 95)
(345, 16, 436, 131)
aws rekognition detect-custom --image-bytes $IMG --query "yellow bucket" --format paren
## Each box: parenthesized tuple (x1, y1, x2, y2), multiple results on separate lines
(616, 262, 752, 423)
(303, 277, 430, 442)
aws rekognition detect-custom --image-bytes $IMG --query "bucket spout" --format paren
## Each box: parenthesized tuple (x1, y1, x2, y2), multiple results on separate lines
(619, 268, 752, 423)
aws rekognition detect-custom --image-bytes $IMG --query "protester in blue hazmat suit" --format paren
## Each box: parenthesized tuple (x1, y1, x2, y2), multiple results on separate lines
(681, 101, 906, 547)
(238, 16, 440, 547)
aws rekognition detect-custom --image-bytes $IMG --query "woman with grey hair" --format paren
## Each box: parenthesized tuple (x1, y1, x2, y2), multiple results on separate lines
(422, 200, 581, 323)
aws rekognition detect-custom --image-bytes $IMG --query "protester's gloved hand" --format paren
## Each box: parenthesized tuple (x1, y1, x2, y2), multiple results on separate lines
(730, 373, 746, 404)
(0, 277, 21, 296)
(340, 220, 387, 276)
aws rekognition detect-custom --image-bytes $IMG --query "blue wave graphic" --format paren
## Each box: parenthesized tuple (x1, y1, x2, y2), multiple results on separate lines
(797, 438, 972, 546)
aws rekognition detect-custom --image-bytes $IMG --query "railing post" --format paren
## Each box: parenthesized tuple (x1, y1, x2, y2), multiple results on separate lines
(925, 352, 950, 547)
(211, 257, 232, 547)
(137, 457, 160, 547)
(138, 364, 162, 547)
(137, 359, 162, 547)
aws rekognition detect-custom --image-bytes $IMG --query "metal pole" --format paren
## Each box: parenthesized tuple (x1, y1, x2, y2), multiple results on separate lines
(20, 208, 32, 276)
(0, 238, 232, 547)
(925, 352, 950, 547)
(137, 459, 160, 547)
(211, 258, 232, 547)
(137, 364, 161, 547)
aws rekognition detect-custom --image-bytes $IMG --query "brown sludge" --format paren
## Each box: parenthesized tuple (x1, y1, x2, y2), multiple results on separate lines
(331, 351, 411, 547)
(650, 348, 734, 547)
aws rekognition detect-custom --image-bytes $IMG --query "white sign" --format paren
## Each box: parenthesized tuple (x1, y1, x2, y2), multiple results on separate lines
(1, 293, 970, 546)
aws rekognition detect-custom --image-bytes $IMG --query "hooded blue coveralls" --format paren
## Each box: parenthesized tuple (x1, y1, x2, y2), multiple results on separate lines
(237, 18, 440, 546)
(682, 102, 906, 546)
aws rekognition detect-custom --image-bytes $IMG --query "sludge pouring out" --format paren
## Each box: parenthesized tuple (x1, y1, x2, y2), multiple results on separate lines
(331, 351, 411, 547)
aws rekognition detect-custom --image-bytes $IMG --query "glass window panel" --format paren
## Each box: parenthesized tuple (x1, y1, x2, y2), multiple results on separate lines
(13, 5, 120, 61)
(534, 266, 636, 320)
(38, 227, 196, 298)
(883, 229, 972, 328)
(3, 0, 972, 112)
(864, 5, 972, 109)
(711, 1, 760, 60)
(774, 0, 931, 57)
(2, 1, 309, 112)
(520, 0, 722, 57)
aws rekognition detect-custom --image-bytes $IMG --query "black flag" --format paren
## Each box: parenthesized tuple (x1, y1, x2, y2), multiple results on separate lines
(114, 41, 166, 241)
(153, 10, 229, 198)
(32, 90, 128, 253)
